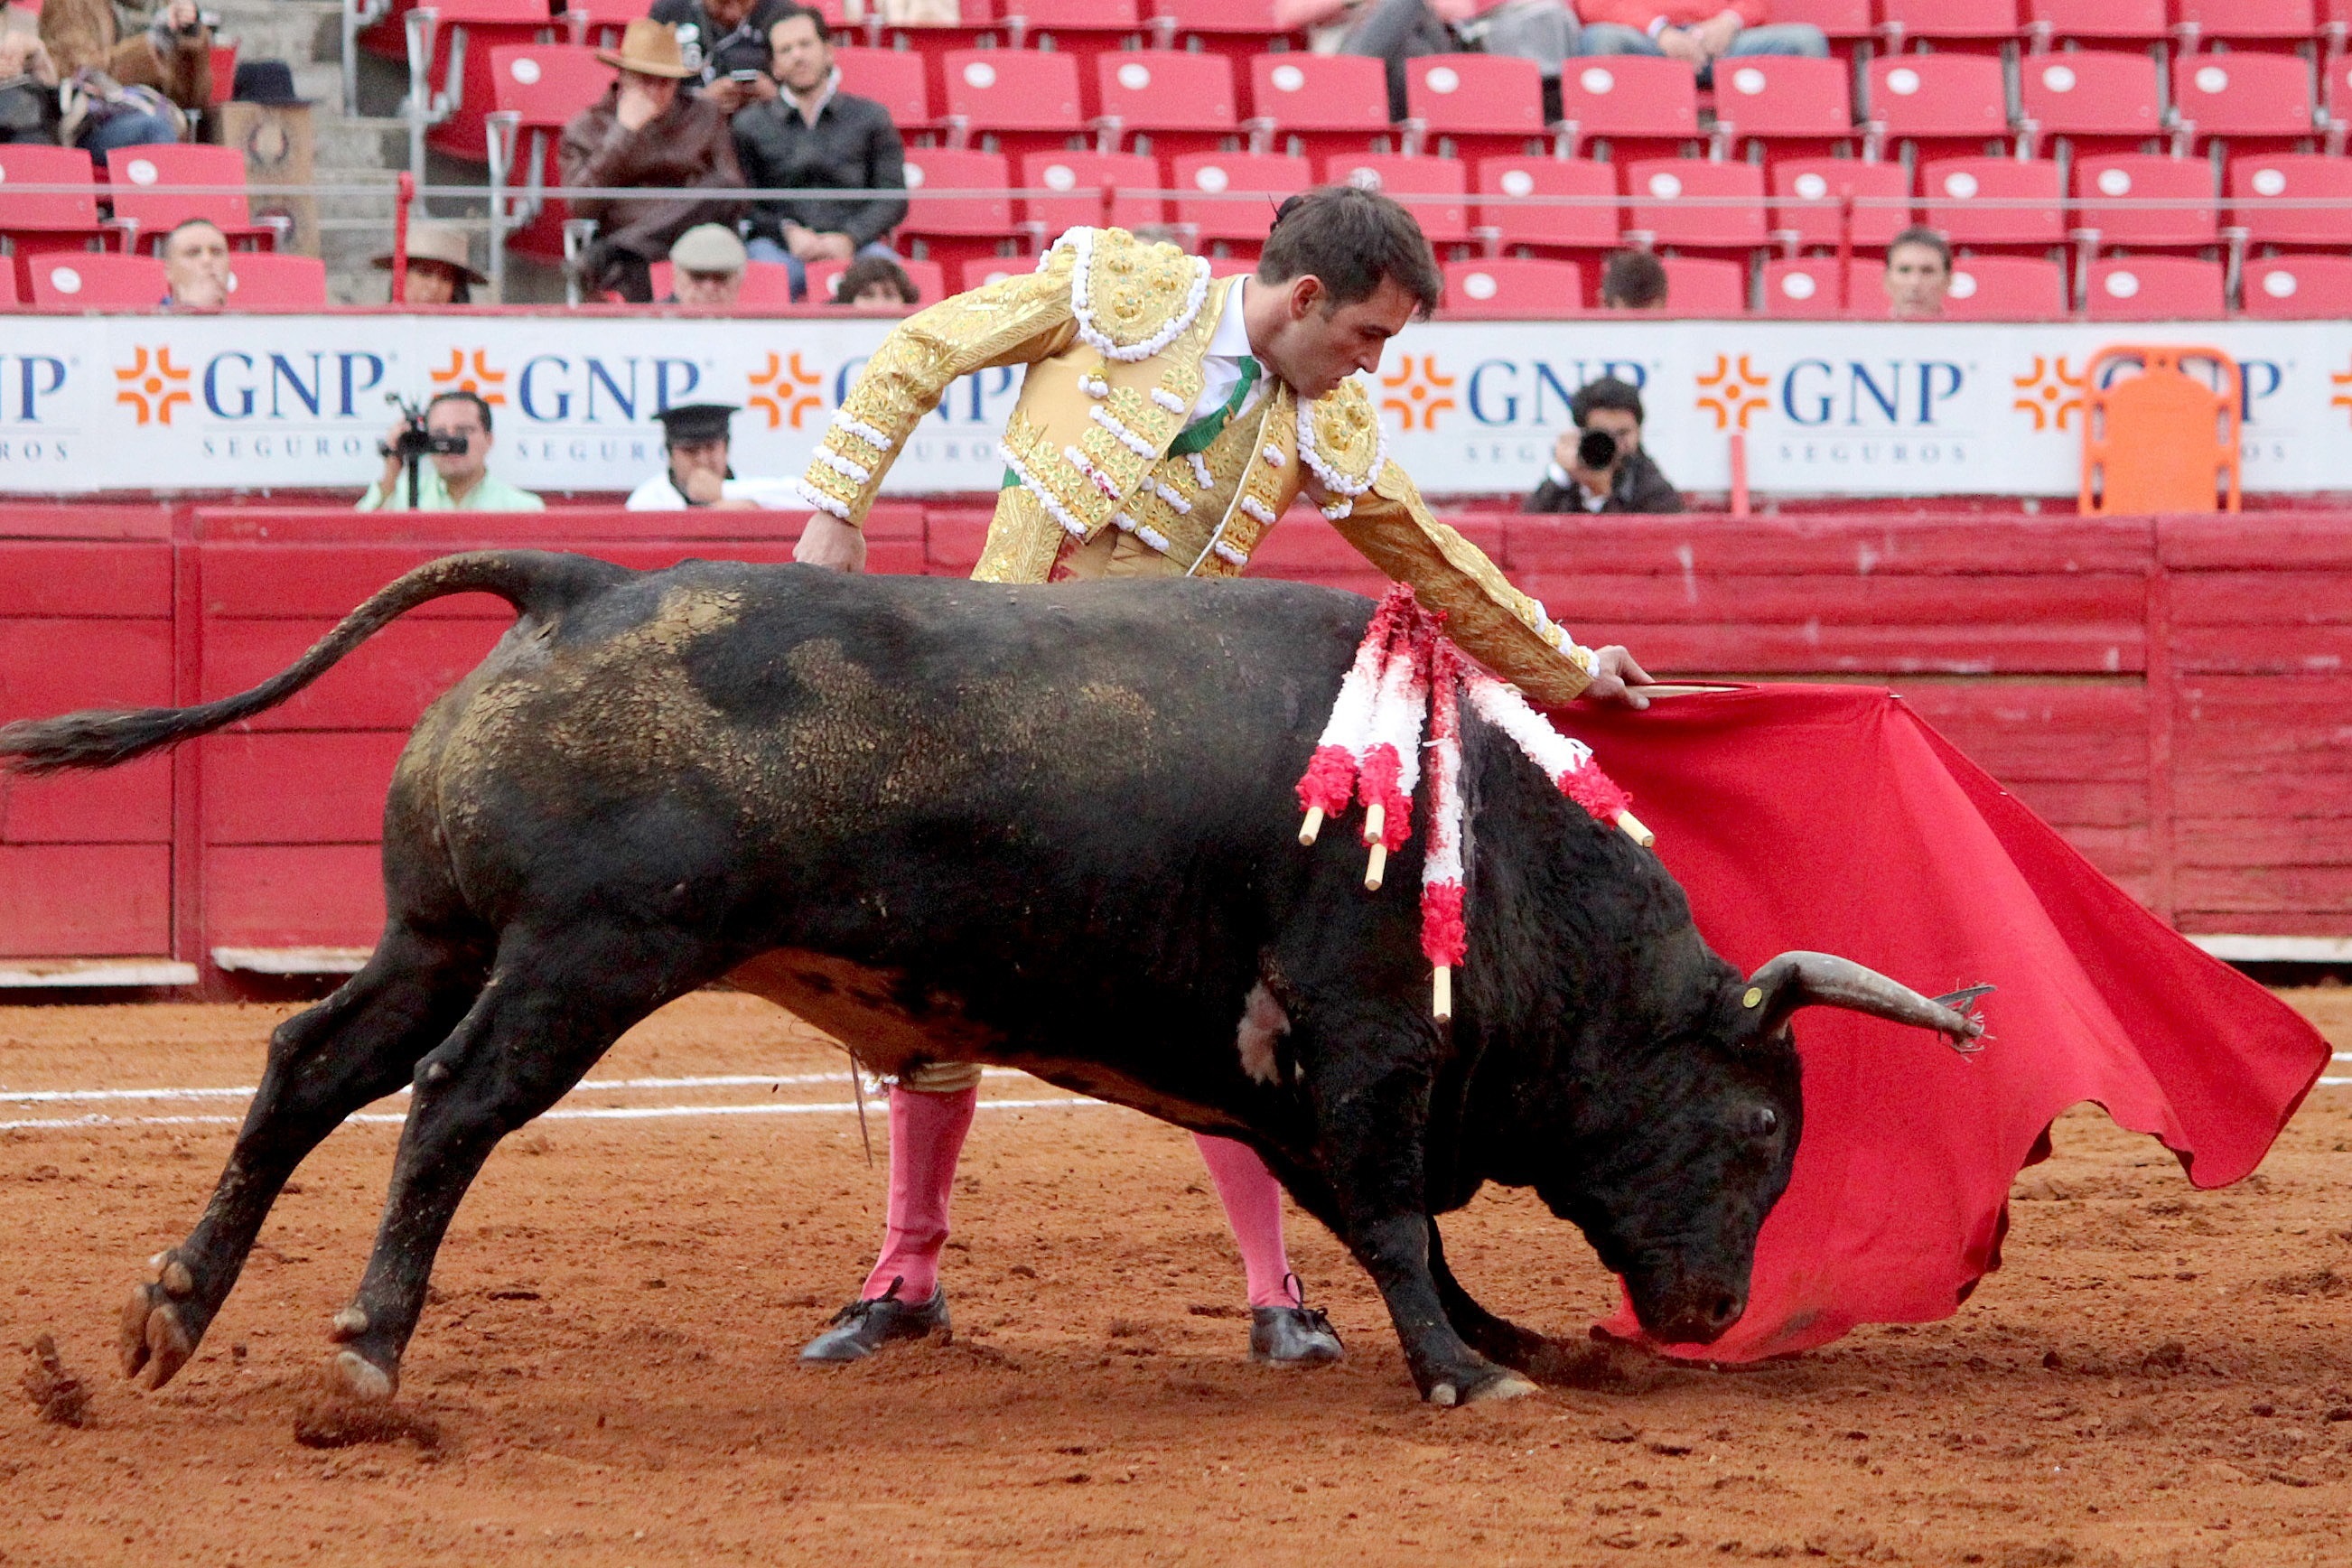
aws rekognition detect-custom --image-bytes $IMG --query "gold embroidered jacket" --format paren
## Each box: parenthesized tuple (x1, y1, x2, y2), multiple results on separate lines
(798, 227, 1596, 705)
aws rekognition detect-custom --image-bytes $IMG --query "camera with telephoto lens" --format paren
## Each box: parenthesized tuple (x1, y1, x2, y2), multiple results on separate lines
(380, 394, 467, 461)
(1576, 428, 1619, 471)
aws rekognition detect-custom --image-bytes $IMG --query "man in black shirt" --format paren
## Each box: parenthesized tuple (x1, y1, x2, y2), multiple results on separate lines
(731, 6, 908, 300)
(1525, 376, 1684, 515)
(649, 0, 792, 115)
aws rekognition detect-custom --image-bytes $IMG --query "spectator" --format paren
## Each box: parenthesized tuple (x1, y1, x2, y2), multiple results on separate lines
(650, 0, 792, 115)
(0, 0, 61, 144)
(42, 0, 211, 153)
(625, 403, 803, 509)
(1600, 248, 1668, 309)
(1525, 376, 1683, 514)
(732, 8, 907, 301)
(358, 391, 545, 512)
(372, 221, 486, 305)
(827, 253, 919, 307)
(1271, 0, 1579, 119)
(1573, 1, 1826, 84)
(160, 217, 229, 311)
(664, 222, 747, 306)
(560, 19, 745, 304)
(1883, 226, 1952, 321)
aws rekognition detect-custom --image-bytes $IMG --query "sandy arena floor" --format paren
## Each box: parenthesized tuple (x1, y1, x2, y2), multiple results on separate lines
(3, 988, 2349, 1567)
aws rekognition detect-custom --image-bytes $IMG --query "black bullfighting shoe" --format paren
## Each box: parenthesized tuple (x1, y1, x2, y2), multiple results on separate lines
(1250, 1281, 1344, 1367)
(798, 1278, 949, 1363)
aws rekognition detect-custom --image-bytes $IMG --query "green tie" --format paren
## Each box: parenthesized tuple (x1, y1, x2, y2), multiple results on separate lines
(999, 356, 1261, 490)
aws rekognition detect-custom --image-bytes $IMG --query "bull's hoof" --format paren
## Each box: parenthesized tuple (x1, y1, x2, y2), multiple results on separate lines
(1423, 1359, 1537, 1407)
(1464, 1371, 1539, 1404)
(118, 1283, 195, 1389)
(330, 1349, 398, 1403)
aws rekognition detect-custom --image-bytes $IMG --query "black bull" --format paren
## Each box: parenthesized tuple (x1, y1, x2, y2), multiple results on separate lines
(0, 552, 1987, 1407)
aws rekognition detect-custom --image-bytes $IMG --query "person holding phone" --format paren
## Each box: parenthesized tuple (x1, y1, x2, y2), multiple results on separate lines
(650, 0, 790, 113)
(1525, 376, 1685, 514)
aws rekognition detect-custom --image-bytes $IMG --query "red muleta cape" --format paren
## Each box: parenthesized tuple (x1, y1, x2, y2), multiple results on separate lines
(1554, 684, 2329, 1362)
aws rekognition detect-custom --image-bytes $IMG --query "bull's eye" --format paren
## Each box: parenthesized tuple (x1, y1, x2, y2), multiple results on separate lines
(1750, 1106, 1778, 1137)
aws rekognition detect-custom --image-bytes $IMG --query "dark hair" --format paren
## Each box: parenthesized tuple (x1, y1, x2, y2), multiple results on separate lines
(1257, 185, 1442, 319)
(163, 217, 227, 254)
(830, 254, 919, 304)
(1599, 249, 1667, 309)
(774, 4, 828, 42)
(427, 389, 493, 435)
(1570, 376, 1644, 429)
(1887, 225, 1953, 271)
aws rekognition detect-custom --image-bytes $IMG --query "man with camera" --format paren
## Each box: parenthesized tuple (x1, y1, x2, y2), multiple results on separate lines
(358, 392, 545, 512)
(1525, 375, 1683, 515)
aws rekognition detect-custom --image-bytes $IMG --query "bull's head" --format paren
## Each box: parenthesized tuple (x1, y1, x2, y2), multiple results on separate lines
(1536, 952, 1987, 1348)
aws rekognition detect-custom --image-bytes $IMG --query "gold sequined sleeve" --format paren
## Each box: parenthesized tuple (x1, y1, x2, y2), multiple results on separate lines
(798, 257, 1082, 527)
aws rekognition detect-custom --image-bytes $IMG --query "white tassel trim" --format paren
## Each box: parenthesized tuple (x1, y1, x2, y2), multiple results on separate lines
(1080, 374, 1110, 399)
(1321, 497, 1353, 521)
(828, 410, 892, 452)
(792, 477, 852, 520)
(813, 448, 872, 486)
(1111, 511, 1171, 553)
(1062, 443, 1122, 499)
(1089, 405, 1161, 461)
(1238, 494, 1276, 525)
(1188, 453, 1214, 490)
(1057, 226, 1214, 364)
(1295, 399, 1387, 498)
(998, 443, 1090, 538)
(1150, 479, 1192, 514)
(1211, 539, 1250, 566)
(1262, 443, 1284, 466)
(1152, 387, 1190, 414)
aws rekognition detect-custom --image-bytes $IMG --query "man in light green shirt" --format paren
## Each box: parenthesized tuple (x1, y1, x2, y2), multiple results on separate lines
(356, 390, 546, 511)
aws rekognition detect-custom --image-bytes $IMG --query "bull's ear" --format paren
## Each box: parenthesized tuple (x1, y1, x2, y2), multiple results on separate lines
(1739, 952, 1990, 1054)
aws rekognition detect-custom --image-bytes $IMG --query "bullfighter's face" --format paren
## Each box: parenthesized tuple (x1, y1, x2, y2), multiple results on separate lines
(1255, 275, 1419, 403)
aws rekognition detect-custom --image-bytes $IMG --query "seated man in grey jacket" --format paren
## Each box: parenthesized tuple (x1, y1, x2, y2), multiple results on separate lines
(1525, 375, 1684, 515)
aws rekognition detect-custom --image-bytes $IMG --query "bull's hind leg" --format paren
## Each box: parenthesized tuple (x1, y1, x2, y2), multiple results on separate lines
(124, 927, 490, 1389)
(323, 927, 693, 1400)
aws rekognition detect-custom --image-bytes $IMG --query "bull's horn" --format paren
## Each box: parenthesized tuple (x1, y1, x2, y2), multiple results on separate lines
(1742, 951, 1990, 1054)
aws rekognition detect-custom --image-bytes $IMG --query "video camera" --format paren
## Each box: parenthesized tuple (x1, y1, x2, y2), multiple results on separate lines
(379, 394, 467, 509)
(1575, 428, 1619, 471)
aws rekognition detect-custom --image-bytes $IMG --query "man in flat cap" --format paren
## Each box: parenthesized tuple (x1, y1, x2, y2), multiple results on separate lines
(663, 222, 749, 309)
(626, 403, 804, 509)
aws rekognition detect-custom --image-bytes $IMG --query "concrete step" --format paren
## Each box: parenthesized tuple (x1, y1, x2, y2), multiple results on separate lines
(211, 0, 341, 66)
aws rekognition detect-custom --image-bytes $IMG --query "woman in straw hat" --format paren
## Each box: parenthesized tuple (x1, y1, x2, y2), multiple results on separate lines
(374, 221, 490, 305)
(558, 17, 744, 303)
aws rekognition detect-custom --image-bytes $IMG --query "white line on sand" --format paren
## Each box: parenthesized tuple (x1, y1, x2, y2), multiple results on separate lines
(0, 1095, 1104, 1134)
(0, 1067, 1031, 1106)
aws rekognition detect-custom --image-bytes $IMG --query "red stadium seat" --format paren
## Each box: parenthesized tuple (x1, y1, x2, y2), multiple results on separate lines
(1440, 257, 1582, 317)
(1094, 50, 1240, 156)
(2017, 51, 2162, 152)
(1471, 157, 1620, 257)
(1555, 56, 1704, 159)
(833, 47, 936, 135)
(941, 49, 1084, 154)
(647, 258, 798, 305)
(1656, 255, 1747, 313)
(0, 145, 109, 297)
(1760, 256, 1878, 315)
(224, 253, 328, 307)
(1769, 157, 1911, 248)
(2240, 254, 2352, 317)
(415, 0, 565, 163)
(2085, 254, 2225, 316)
(899, 145, 1022, 267)
(1880, 0, 2020, 50)
(1713, 55, 1859, 156)
(2022, 0, 2168, 45)
(105, 145, 281, 252)
(873, 0, 1006, 57)
(2226, 154, 2352, 247)
(2071, 154, 2217, 247)
(1944, 253, 2070, 315)
(1169, 150, 1311, 248)
(949, 255, 1023, 294)
(1148, 0, 1299, 62)
(1769, 0, 1874, 41)
(1321, 154, 1470, 245)
(1917, 157, 2065, 246)
(1018, 150, 1164, 238)
(1245, 52, 1395, 160)
(1000, 0, 1147, 79)
(1621, 158, 1769, 251)
(2173, 0, 2317, 47)
(2329, 55, 2352, 142)
(0, 262, 14, 308)
(1403, 54, 1547, 159)
(807, 255, 949, 303)
(487, 43, 608, 263)
(28, 252, 165, 309)
(1866, 55, 2013, 152)
(2169, 52, 2317, 148)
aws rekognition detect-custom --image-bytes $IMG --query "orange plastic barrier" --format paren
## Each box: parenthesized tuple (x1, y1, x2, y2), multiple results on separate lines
(2080, 343, 2242, 516)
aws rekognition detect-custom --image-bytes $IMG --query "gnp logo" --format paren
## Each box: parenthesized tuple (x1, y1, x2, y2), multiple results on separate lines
(748, 352, 826, 429)
(115, 347, 194, 425)
(1378, 355, 1456, 432)
(431, 348, 509, 406)
(115, 345, 391, 423)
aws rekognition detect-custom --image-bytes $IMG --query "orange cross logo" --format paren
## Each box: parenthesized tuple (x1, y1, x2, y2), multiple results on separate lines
(1694, 354, 1769, 432)
(2329, 355, 2352, 427)
(113, 347, 193, 426)
(2011, 355, 2085, 433)
(1377, 354, 1456, 433)
(747, 351, 826, 430)
(430, 348, 509, 405)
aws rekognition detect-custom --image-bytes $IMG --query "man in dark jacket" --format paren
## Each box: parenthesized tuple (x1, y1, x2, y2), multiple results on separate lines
(1525, 375, 1683, 515)
(730, 7, 907, 301)
(559, 18, 745, 303)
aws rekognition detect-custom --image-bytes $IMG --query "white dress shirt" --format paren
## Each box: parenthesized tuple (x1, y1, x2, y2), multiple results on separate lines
(1190, 274, 1265, 424)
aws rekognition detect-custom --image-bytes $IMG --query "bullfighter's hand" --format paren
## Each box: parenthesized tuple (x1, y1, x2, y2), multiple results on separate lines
(794, 514, 867, 573)
(1582, 645, 1655, 709)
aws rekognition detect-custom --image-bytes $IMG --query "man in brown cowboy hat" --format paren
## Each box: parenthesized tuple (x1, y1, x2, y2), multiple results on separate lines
(559, 17, 744, 303)
(373, 220, 490, 305)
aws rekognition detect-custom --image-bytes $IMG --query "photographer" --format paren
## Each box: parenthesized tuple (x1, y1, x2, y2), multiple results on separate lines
(1525, 376, 1683, 515)
(357, 391, 544, 512)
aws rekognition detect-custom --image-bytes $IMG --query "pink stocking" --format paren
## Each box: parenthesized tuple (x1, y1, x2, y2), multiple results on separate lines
(860, 1084, 977, 1302)
(1193, 1133, 1297, 1308)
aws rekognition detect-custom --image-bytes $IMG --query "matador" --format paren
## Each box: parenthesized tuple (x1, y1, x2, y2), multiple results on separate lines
(788, 186, 1653, 1366)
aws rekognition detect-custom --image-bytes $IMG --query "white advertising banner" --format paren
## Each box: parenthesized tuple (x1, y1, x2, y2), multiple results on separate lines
(1, 313, 2345, 498)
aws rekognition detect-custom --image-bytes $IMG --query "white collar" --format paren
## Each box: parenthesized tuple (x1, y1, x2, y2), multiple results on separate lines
(1208, 273, 1254, 361)
(793, 64, 841, 125)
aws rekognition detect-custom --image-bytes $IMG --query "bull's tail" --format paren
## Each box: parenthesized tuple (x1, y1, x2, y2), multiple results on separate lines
(0, 549, 625, 776)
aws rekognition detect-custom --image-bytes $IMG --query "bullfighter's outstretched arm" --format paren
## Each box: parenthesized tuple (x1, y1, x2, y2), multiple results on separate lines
(1298, 386, 1597, 707)
(797, 254, 1083, 527)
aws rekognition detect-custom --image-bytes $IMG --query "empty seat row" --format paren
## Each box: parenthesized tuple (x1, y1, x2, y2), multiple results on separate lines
(1, 251, 327, 311)
(0, 145, 285, 299)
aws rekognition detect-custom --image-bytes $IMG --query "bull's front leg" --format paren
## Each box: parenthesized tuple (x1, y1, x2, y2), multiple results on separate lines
(1299, 1018, 1535, 1407)
(1426, 1218, 1650, 1391)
